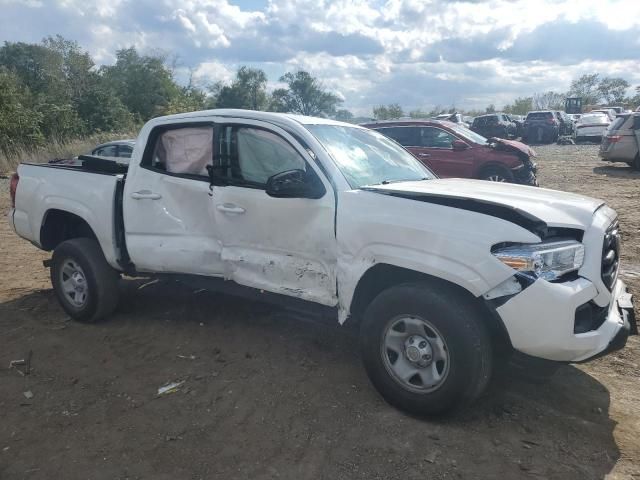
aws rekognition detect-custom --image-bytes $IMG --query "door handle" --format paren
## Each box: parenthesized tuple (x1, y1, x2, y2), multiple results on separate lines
(216, 203, 246, 214)
(131, 190, 162, 200)
(418, 153, 431, 157)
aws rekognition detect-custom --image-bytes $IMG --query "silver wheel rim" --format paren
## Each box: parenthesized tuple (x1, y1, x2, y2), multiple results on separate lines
(59, 259, 88, 308)
(487, 174, 506, 182)
(381, 315, 450, 393)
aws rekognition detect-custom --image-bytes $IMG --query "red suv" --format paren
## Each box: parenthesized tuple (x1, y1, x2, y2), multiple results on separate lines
(362, 120, 538, 185)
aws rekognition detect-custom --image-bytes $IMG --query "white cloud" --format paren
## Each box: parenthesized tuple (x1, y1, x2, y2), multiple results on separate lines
(1, 0, 639, 115)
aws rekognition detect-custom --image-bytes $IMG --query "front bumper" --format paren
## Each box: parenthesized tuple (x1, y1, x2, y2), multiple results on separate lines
(495, 278, 635, 362)
(512, 162, 538, 186)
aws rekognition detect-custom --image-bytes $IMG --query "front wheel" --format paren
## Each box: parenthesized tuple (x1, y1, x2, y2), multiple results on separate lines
(359, 283, 492, 416)
(479, 166, 514, 183)
(51, 238, 120, 322)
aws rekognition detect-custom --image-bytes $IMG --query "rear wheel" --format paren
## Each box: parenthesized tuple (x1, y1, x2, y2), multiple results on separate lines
(359, 283, 492, 416)
(479, 166, 514, 183)
(633, 154, 640, 170)
(51, 238, 120, 322)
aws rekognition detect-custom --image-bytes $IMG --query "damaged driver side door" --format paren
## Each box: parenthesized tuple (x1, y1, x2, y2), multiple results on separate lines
(209, 120, 337, 306)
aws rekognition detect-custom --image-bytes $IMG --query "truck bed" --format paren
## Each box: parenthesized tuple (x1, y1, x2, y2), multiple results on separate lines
(11, 162, 125, 269)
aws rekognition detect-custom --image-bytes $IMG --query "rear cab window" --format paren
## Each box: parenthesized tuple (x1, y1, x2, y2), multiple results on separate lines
(142, 124, 214, 180)
(526, 112, 553, 120)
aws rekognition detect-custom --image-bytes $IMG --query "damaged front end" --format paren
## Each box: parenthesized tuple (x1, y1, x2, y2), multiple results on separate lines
(490, 137, 538, 186)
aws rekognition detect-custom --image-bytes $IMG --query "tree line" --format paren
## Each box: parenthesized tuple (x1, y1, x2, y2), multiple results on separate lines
(373, 74, 640, 119)
(0, 36, 347, 157)
(3, 36, 639, 155)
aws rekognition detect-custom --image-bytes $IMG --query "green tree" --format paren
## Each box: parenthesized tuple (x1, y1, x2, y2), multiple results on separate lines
(0, 39, 87, 140)
(503, 97, 533, 116)
(532, 91, 565, 110)
(0, 69, 43, 155)
(101, 47, 180, 120)
(271, 71, 342, 116)
(164, 85, 207, 115)
(216, 67, 269, 110)
(42, 36, 95, 109)
(485, 104, 496, 113)
(597, 77, 630, 104)
(568, 74, 600, 106)
(75, 80, 136, 132)
(0, 41, 67, 99)
(373, 103, 403, 120)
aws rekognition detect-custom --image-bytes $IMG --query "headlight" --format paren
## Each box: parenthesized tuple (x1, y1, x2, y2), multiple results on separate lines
(493, 240, 585, 281)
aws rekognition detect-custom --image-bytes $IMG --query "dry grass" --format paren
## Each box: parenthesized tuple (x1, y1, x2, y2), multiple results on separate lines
(0, 132, 137, 174)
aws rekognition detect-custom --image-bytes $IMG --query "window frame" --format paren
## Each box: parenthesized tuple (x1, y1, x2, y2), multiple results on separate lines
(117, 144, 133, 158)
(211, 123, 325, 194)
(418, 126, 457, 150)
(373, 126, 421, 148)
(140, 122, 215, 183)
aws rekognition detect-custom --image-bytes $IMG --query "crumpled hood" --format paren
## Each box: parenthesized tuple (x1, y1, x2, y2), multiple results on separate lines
(366, 178, 606, 230)
(489, 137, 536, 157)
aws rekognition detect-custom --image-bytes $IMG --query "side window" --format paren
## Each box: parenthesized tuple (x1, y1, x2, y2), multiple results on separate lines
(96, 145, 117, 157)
(148, 126, 213, 177)
(419, 127, 454, 148)
(376, 127, 419, 147)
(213, 126, 306, 187)
(487, 115, 498, 125)
(118, 145, 133, 158)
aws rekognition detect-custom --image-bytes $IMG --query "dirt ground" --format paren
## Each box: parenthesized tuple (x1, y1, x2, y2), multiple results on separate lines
(1, 144, 639, 480)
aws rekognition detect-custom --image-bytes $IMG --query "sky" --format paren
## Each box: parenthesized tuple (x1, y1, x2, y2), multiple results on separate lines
(1, 0, 640, 115)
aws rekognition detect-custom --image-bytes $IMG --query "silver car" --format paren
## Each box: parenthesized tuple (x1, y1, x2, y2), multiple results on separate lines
(91, 139, 136, 164)
(599, 113, 640, 169)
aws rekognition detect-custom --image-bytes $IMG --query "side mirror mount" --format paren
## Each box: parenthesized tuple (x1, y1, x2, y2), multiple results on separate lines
(452, 140, 469, 151)
(265, 169, 325, 199)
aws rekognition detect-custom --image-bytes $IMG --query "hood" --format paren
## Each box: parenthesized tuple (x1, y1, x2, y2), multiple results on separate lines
(489, 137, 536, 157)
(366, 179, 605, 231)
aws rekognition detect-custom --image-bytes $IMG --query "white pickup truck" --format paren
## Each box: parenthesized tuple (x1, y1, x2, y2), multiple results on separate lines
(8, 109, 636, 415)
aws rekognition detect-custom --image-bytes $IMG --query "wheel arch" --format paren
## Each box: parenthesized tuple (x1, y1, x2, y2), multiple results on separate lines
(475, 161, 516, 179)
(40, 209, 99, 251)
(347, 263, 512, 351)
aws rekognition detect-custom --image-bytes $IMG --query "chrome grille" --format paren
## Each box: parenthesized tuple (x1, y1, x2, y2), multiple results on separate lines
(601, 220, 620, 291)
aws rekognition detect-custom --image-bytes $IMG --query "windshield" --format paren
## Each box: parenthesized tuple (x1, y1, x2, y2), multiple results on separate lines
(306, 124, 435, 188)
(449, 124, 488, 144)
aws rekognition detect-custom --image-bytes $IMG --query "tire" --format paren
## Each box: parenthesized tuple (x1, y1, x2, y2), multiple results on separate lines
(633, 154, 640, 170)
(359, 283, 492, 416)
(50, 238, 120, 322)
(479, 166, 514, 183)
